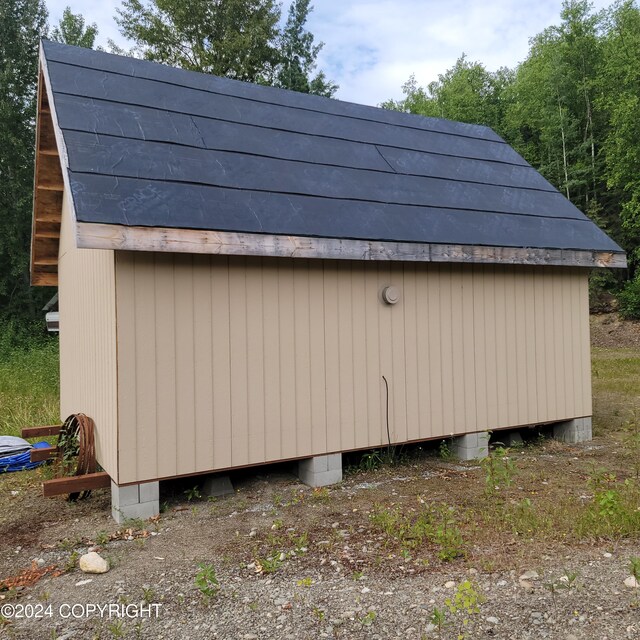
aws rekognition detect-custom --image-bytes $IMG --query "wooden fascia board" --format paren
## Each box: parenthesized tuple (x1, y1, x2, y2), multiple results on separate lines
(76, 222, 627, 269)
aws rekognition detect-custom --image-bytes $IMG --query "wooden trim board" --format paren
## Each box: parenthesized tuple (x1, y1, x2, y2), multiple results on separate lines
(42, 471, 111, 498)
(77, 222, 627, 269)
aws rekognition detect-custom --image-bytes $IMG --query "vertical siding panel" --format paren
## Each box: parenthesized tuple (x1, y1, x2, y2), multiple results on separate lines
(245, 257, 266, 464)
(390, 263, 408, 444)
(364, 263, 383, 446)
(513, 267, 528, 425)
(561, 271, 575, 419)
(403, 264, 420, 441)
(494, 268, 508, 428)
(261, 259, 281, 463)
(483, 266, 498, 427)
(571, 270, 585, 416)
(133, 254, 158, 481)
(323, 262, 341, 452)
(504, 266, 519, 426)
(426, 265, 444, 436)
(415, 265, 431, 438)
(211, 257, 232, 469)
(377, 263, 395, 442)
(450, 265, 466, 432)
(337, 262, 355, 450)
(193, 255, 214, 472)
(438, 265, 455, 434)
(293, 260, 312, 457)
(154, 253, 177, 479)
(174, 255, 196, 475)
(553, 270, 567, 418)
(351, 262, 370, 449)
(115, 253, 137, 483)
(473, 266, 488, 430)
(579, 273, 592, 415)
(461, 266, 477, 432)
(228, 258, 249, 466)
(523, 268, 539, 423)
(543, 269, 558, 420)
(277, 261, 297, 459)
(533, 270, 548, 422)
(308, 261, 327, 455)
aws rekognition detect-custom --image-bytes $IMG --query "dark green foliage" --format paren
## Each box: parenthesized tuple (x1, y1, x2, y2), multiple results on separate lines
(0, 0, 52, 327)
(619, 274, 640, 319)
(116, 0, 336, 94)
(384, 0, 640, 283)
(116, 0, 282, 83)
(50, 6, 98, 48)
(381, 57, 511, 135)
(275, 0, 337, 97)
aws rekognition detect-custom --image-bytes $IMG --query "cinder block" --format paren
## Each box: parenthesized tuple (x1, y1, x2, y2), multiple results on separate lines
(111, 480, 159, 524)
(139, 481, 160, 503)
(202, 475, 234, 497)
(553, 417, 592, 444)
(298, 453, 342, 487)
(451, 432, 489, 461)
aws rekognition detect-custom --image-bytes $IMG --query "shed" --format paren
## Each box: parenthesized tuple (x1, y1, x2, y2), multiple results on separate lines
(31, 41, 626, 521)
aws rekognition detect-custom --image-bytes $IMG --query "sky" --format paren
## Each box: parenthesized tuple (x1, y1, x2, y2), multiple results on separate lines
(45, 0, 613, 106)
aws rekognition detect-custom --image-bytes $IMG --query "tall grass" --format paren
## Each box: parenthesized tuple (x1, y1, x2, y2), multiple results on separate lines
(0, 326, 59, 438)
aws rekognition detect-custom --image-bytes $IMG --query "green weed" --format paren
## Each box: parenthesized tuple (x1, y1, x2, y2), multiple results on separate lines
(481, 446, 515, 495)
(194, 563, 220, 598)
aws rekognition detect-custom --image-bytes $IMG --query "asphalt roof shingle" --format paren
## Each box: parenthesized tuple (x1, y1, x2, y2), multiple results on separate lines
(42, 40, 623, 254)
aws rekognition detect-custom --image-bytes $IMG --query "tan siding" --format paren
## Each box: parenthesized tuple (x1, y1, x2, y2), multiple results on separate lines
(58, 192, 118, 480)
(114, 254, 592, 484)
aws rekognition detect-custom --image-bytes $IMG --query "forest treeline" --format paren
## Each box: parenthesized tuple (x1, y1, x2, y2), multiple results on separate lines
(383, 0, 640, 310)
(0, 0, 335, 334)
(1, 0, 640, 335)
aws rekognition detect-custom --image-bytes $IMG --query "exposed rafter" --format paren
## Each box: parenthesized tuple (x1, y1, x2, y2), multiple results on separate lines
(31, 70, 63, 286)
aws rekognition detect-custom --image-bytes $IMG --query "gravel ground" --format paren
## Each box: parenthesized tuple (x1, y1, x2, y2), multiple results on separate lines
(1, 325, 640, 640)
(2, 451, 640, 640)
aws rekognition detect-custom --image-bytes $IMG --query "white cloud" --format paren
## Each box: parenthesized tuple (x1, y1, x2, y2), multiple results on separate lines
(44, 0, 614, 106)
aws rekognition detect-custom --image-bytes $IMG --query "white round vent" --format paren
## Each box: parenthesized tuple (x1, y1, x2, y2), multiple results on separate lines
(382, 285, 400, 305)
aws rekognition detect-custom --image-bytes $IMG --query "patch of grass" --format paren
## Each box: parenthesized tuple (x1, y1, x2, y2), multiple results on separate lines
(0, 337, 59, 438)
(592, 348, 640, 434)
(255, 553, 283, 574)
(369, 501, 465, 561)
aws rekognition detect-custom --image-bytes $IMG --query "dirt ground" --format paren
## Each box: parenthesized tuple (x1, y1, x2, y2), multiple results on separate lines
(1, 314, 640, 640)
(590, 313, 640, 348)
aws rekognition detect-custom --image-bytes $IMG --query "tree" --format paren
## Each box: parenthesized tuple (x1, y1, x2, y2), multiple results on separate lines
(503, 1, 604, 210)
(50, 6, 98, 48)
(0, 0, 50, 325)
(598, 0, 640, 264)
(275, 0, 337, 97)
(380, 56, 512, 135)
(116, 0, 282, 83)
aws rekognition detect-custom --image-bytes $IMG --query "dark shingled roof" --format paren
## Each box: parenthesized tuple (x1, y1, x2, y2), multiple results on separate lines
(42, 40, 623, 254)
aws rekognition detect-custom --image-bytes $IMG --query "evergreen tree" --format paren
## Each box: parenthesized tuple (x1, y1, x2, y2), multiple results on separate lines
(0, 0, 50, 325)
(276, 0, 337, 97)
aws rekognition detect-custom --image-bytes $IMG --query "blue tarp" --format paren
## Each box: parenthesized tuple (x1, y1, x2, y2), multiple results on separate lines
(0, 439, 50, 473)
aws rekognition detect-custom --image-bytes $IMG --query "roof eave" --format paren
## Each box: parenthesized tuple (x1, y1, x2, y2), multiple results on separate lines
(76, 221, 628, 269)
